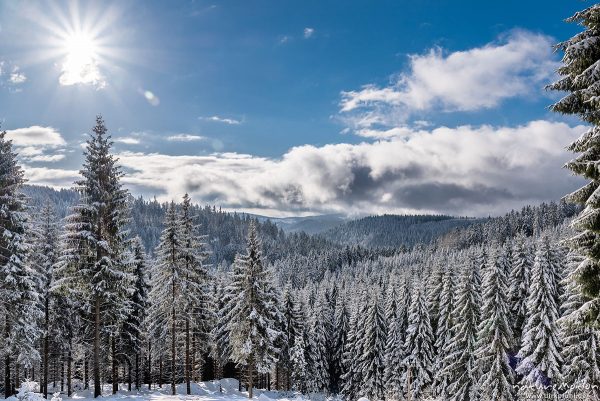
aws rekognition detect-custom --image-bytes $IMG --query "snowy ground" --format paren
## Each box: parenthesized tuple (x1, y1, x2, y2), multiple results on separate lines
(10, 379, 326, 401)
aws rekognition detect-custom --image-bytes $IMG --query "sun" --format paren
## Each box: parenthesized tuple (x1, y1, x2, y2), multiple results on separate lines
(59, 31, 105, 88)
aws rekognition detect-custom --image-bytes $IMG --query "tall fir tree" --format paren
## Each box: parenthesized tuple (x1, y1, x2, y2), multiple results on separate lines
(383, 284, 403, 400)
(0, 129, 40, 398)
(358, 293, 386, 401)
(54, 116, 131, 397)
(549, 4, 600, 323)
(225, 221, 282, 398)
(476, 245, 514, 401)
(559, 251, 600, 400)
(516, 236, 563, 394)
(441, 253, 481, 401)
(402, 281, 434, 401)
(508, 234, 532, 343)
(433, 264, 455, 398)
(147, 202, 182, 395)
(178, 194, 211, 394)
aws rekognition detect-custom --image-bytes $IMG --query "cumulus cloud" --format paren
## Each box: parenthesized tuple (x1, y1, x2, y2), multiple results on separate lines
(167, 134, 206, 142)
(23, 166, 79, 188)
(199, 115, 242, 125)
(6, 126, 66, 147)
(340, 30, 558, 131)
(89, 120, 584, 217)
(5, 126, 67, 163)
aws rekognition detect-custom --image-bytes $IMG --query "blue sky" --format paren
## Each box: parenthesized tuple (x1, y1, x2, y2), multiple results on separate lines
(0, 0, 588, 217)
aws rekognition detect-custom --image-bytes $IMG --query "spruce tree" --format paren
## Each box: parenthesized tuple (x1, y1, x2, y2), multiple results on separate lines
(402, 281, 434, 400)
(331, 295, 349, 395)
(30, 202, 59, 399)
(359, 293, 386, 401)
(433, 264, 455, 398)
(0, 129, 40, 398)
(559, 251, 600, 400)
(549, 4, 600, 323)
(516, 236, 563, 395)
(307, 294, 330, 393)
(476, 245, 514, 401)
(383, 284, 403, 400)
(508, 234, 532, 343)
(441, 253, 481, 401)
(178, 194, 211, 394)
(54, 116, 131, 397)
(225, 221, 281, 398)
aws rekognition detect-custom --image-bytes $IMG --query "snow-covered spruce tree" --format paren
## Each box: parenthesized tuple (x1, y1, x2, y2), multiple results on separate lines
(433, 264, 455, 398)
(383, 284, 403, 400)
(549, 4, 600, 324)
(0, 129, 40, 398)
(331, 294, 349, 395)
(290, 332, 308, 393)
(441, 252, 481, 401)
(210, 273, 231, 379)
(476, 245, 515, 401)
(225, 221, 282, 399)
(402, 281, 434, 401)
(54, 116, 131, 397)
(307, 293, 330, 393)
(121, 237, 150, 391)
(178, 194, 211, 394)
(147, 202, 182, 395)
(358, 293, 386, 401)
(341, 290, 368, 400)
(508, 234, 532, 343)
(516, 236, 563, 396)
(29, 202, 59, 398)
(559, 251, 600, 400)
(279, 282, 302, 390)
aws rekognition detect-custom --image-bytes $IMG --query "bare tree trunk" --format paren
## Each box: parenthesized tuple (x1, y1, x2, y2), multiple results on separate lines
(171, 315, 176, 396)
(127, 360, 132, 392)
(248, 364, 254, 399)
(84, 357, 89, 390)
(5, 354, 11, 399)
(67, 347, 72, 397)
(147, 343, 152, 390)
(60, 357, 64, 392)
(135, 352, 140, 390)
(159, 356, 163, 388)
(15, 361, 20, 392)
(185, 319, 190, 395)
(43, 306, 48, 398)
(112, 336, 118, 394)
(94, 296, 101, 398)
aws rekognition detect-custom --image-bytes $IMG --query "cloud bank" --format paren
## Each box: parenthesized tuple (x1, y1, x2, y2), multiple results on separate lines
(77, 120, 581, 217)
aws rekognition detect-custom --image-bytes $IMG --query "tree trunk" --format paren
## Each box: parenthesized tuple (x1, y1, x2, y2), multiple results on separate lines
(191, 333, 196, 382)
(67, 347, 72, 397)
(147, 343, 152, 390)
(171, 315, 176, 396)
(185, 318, 190, 395)
(248, 364, 254, 399)
(60, 358, 64, 392)
(94, 296, 101, 398)
(112, 336, 118, 394)
(135, 352, 140, 390)
(84, 357, 89, 390)
(159, 356, 163, 388)
(127, 361, 132, 392)
(43, 298, 48, 398)
(5, 354, 11, 399)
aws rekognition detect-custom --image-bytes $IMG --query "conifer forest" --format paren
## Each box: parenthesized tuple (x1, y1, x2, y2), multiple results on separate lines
(2, 2, 600, 401)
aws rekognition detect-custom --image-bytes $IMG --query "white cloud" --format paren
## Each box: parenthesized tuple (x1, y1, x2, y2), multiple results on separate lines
(5, 126, 67, 163)
(115, 137, 141, 145)
(9, 67, 26, 84)
(304, 27, 315, 39)
(340, 30, 558, 129)
(28, 154, 66, 162)
(199, 115, 242, 125)
(23, 166, 79, 188)
(6, 126, 66, 147)
(167, 134, 206, 142)
(96, 120, 584, 217)
(59, 56, 106, 89)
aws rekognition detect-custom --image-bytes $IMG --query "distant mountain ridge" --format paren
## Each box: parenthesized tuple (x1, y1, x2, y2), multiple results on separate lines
(319, 214, 484, 248)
